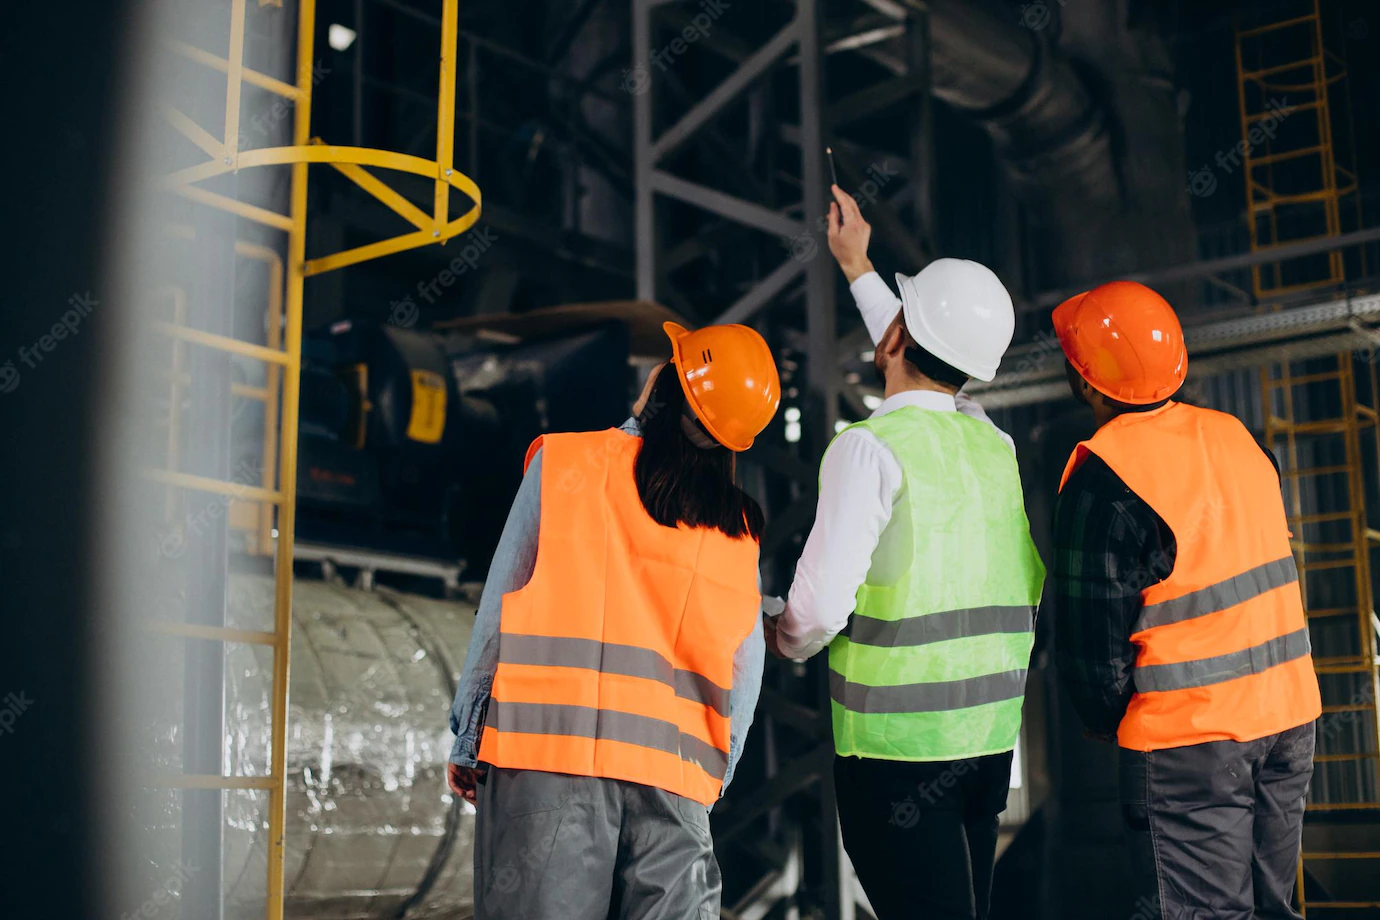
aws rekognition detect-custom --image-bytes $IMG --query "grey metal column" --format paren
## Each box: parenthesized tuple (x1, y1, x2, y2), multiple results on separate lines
(799, 0, 837, 445)
(798, 3, 845, 916)
(630, 2, 848, 916)
(632, 0, 656, 301)
(906, 2, 935, 252)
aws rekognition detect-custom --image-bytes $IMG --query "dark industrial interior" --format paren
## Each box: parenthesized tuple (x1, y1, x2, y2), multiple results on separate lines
(4, 0, 1379, 918)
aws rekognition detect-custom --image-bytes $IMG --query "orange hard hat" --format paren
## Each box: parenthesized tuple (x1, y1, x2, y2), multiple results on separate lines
(1053, 281, 1187, 405)
(663, 321, 780, 451)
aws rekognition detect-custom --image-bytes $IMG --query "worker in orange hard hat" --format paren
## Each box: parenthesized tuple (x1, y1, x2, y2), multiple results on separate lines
(446, 322, 780, 920)
(1049, 280, 1320, 919)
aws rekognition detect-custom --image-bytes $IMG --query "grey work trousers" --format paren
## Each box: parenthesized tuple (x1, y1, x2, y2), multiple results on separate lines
(1119, 722, 1316, 920)
(473, 767, 721, 920)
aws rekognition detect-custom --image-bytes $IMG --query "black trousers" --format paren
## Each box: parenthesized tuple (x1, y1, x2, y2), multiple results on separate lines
(834, 751, 1014, 920)
(1119, 722, 1316, 920)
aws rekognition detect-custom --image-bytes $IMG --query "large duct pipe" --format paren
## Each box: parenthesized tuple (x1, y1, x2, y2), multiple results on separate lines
(927, 0, 1120, 214)
(136, 576, 478, 919)
(919, 0, 1127, 291)
(860, 0, 1195, 295)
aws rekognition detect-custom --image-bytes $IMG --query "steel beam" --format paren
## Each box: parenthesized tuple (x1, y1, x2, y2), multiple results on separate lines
(714, 742, 835, 843)
(799, 0, 837, 443)
(799, 7, 842, 913)
(657, 65, 768, 200)
(825, 14, 906, 55)
(1027, 225, 1380, 309)
(714, 258, 806, 325)
(650, 170, 804, 238)
(633, 0, 655, 299)
(907, 7, 936, 251)
(546, 0, 605, 65)
(827, 74, 923, 126)
(632, 4, 848, 916)
(651, 21, 800, 162)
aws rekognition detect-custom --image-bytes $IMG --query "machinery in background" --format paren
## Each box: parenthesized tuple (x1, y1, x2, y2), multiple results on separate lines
(244, 318, 634, 579)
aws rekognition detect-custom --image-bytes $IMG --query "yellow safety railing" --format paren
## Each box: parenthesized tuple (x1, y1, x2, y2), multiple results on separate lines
(1234, 0, 1358, 299)
(1241, 3, 1380, 913)
(157, 239, 283, 558)
(147, 1, 481, 918)
(1261, 357, 1380, 915)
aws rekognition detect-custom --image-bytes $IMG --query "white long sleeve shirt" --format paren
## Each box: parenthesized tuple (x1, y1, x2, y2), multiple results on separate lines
(774, 271, 1015, 660)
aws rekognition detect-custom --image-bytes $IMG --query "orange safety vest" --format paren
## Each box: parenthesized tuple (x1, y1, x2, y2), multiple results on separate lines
(1059, 401, 1321, 751)
(477, 427, 762, 804)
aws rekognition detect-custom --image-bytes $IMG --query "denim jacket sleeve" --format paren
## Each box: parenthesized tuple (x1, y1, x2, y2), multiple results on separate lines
(723, 610, 765, 795)
(448, 449, 543, 767)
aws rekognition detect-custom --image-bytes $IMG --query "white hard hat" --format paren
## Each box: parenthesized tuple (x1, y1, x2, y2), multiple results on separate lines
(894, 259, 1015, 382)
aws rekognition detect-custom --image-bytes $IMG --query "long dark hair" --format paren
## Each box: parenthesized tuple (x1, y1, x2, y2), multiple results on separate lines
(634, 367, 765, 541)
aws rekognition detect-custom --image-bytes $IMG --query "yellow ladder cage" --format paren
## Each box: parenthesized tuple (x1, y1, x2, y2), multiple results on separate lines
(1240, 1, 1380, 913)
(145, 1, 481, 918)
(1261, 357, 1380, 914)
(1234, 0, 1363, 299)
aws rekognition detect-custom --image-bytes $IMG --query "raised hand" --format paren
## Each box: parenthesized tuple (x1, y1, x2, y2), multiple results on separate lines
(826, 184, 874, 283)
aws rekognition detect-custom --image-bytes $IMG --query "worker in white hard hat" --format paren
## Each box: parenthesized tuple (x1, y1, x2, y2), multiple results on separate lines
(765, 186, 1045, 920)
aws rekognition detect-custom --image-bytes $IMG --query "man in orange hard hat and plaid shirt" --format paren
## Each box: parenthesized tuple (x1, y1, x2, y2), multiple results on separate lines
(1049, 280, 1320, 920)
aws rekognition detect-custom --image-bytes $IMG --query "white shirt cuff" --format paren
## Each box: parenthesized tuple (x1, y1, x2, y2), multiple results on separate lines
(849, 271, 902, 347)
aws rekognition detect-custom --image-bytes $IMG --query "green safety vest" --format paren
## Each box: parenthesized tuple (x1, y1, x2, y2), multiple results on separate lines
(827, 406, 1046, 762)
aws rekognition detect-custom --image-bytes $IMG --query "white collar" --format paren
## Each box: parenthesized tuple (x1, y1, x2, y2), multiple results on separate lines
(870, 389, 957, 419)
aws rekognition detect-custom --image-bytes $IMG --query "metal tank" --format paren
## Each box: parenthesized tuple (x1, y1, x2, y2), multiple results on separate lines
(139, 574, 477, 919)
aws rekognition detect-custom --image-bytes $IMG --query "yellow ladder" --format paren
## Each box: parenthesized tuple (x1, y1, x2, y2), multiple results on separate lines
(1234, 0, 1358, 299)
(158, 238, 285, 557)
(145, 0, 480, 916)
(1241, 3, 1380, 913)
(1261, 357, 1380, 914)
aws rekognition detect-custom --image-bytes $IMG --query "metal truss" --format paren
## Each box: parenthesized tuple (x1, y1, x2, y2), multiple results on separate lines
(633, 2, 937, 918)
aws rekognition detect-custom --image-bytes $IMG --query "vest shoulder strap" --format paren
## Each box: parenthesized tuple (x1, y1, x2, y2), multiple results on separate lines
(523, 435, 545, 473)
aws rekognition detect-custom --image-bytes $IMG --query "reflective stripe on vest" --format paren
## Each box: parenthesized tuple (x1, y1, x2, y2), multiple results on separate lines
(498, 633, 731, 716)
(1133, 628, 1311, 693)
(1134, 555, 1298, 632)
(829, 668, 1028, 713)
(1059, 402, 1321, 751)
(487, 700, 728, 780)
(846, 605, 1035, 648)
(826, 408, 1046, 762)
(478, 428, 761, 805)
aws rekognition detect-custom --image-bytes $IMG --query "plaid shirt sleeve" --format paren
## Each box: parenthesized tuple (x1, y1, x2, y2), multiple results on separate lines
(1050, 455, 1176, 738)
